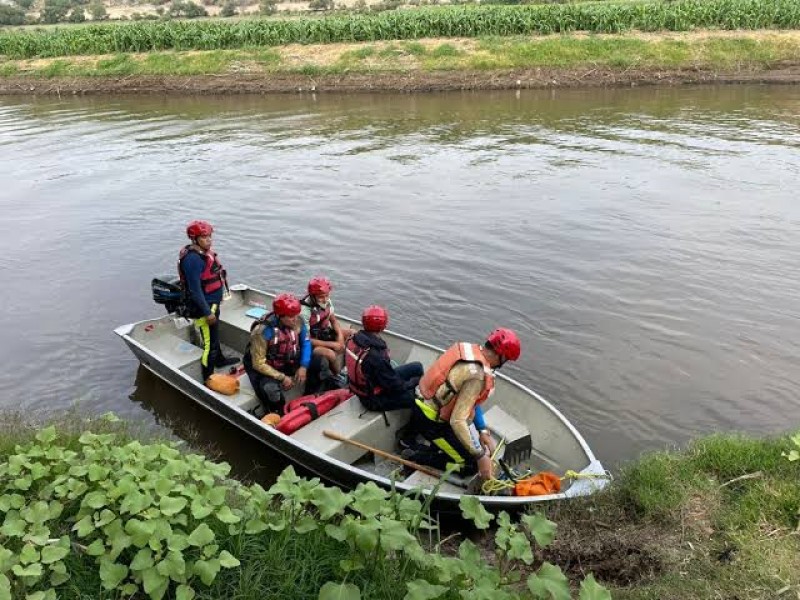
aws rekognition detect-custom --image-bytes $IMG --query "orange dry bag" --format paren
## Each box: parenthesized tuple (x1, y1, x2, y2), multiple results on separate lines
(514, 472, 561, 497)
(206, 374, 240, 396)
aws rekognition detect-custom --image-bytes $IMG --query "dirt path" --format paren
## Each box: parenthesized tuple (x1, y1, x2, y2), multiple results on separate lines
(3, 64, 800, 95)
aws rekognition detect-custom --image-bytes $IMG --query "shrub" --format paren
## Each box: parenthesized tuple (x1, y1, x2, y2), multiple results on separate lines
(169, 0, 208, 17)
(0, 4, 26, 25)
(88, 1, 107, 20)
(259, 0, 276, 14)
(67, 7, 86, 22)
(40, 0, 70, 23)
(220, 0, 237, 16)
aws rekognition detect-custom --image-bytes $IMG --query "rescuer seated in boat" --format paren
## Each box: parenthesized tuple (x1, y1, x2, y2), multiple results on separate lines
(179, 220, 239, 383)
(243, 293, 321, 416)
(300, 276, 354, 384)
(345, 305, 423, 412)
(402, 328, 522, 480)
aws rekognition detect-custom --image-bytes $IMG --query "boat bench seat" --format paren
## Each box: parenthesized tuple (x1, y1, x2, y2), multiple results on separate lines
(146, 333, 205, 371)
(179, 359, 261, 412)
(291, 397, 410, 465)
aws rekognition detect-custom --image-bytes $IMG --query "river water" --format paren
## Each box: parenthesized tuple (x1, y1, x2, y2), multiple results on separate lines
(1, 86, 798, 474)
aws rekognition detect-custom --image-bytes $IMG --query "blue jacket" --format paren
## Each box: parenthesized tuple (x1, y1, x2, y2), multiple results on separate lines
(180, 251, 223, 317)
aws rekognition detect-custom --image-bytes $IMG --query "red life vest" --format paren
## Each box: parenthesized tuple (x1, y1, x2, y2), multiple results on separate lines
(178, 245, 225, 295)
(418, 343, 495, 422)
(276, 388, 352, 434)
(302, 296, 334, 339)
(344, 336, 387, 398)
(264, 318, 300, 371)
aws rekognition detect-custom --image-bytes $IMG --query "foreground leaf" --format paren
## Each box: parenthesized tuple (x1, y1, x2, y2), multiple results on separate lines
(579, 574, 612, 600)
(527, 562, 570, 600)
(459, 496, 493, 529)
(319, 581, 361, 600)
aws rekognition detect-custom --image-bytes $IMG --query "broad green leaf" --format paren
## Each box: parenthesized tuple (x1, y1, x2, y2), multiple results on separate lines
(68, 465, 89, 478)
(215, 506, 240, 524)
(206, 487, 227, 507)
(83, 491, 108, 510)
(527, 562, 570, 600)
(187, 524, 215, 547)
(23, 501, 50, 525)
(1, 514, 26, 537)
(244, 518, 268, 534)
(119, 583, 137, 596)
(201, 544, 219, 559)
(218, 550, 240, 568)
(142, 566, 169, 600)
(156, 551, 186, 580)
(339, 557, 365, 573)
(19, 544, 39, 565)
(73, 515, 94, 538)
(100, 412, 121, 422)
(311, 486, 351, 520)
(269, 466, 302, 497)
(294, 515, 318, 534)
(26, 590, 57, 600)
(507, 530, 534, 565)
(108, 532, 133, 561)
(522, 513, 557, 549)
(0, 574, 8, 600)
(319, 581, 361, 600)
(86, 539, 106, 556)
(125, 519, 158, 547)
(190, 499, 213, 520)
(176, 584, 196, 600)
(29, 463, 50, 481)
(353, 520, 380, 553)
(351, 482, 387, 518)
(155, 479, 173, 497)
(378, 518, 416, 551)
(458, 539, 481, 565)
(12, 477, 32, 491)
(87, 464, 110, 482)
(404, 579, 448, 600)
(6, 495, 25, 510)
(35, 426, 57, 444)
(12, 563, 43, 578)
(324, 523, 347, 542)
(23, 524, 50, 546)
(50, 563, 70, 586)
(99, 560, 128, 590)
(193, 558, 220, 586)
(160, 496, 188, 517)
(579, 574, 611, 600)
(94, 509, 116, 528)
(40, 544, 69, 564)
(131, 548, 155, 571)
(0, 547, 15, 572)
(459, 496, 493, 529)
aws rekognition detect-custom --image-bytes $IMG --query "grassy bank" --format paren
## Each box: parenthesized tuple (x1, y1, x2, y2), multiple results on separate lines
(2, 30, 800, 81)
(2, 0, 800, 59)
(0, 411, 798, 599)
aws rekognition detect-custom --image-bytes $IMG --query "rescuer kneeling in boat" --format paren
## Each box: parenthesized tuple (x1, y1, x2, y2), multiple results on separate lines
(179, 220, 239, 383)
(243, 293, 317, 416)
(345, 305, 424, 412)
(403, 328, 522, 480)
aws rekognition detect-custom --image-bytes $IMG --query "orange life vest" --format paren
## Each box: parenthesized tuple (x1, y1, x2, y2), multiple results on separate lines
(418, 343, 495, 422)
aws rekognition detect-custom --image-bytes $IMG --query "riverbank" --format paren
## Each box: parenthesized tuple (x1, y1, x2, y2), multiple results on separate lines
(3, 30, 800, 94)
(0, 411, 797, 598)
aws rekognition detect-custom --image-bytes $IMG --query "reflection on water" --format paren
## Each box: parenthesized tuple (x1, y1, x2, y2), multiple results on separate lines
(1, 85, 799, 470)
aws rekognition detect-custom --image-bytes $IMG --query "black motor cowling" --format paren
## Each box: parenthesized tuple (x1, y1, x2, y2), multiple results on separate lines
(151, 275, 186, 315)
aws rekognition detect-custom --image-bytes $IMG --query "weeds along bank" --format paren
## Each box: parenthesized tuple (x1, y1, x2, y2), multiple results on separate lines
(1, 412, 798, 599)
(0, 413, 607, 600)
(1, 0, 800, 59)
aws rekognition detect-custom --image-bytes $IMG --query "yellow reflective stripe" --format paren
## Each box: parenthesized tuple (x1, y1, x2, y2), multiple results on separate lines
(196, 318, 211, 367)
(415, 398, 440, 422)
(432, 438, 465, 464)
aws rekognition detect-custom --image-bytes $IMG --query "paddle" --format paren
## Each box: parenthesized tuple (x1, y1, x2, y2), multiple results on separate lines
(322, 430, 444, 479)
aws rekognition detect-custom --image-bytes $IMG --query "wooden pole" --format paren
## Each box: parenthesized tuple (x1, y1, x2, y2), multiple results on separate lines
(323, 430, 443, 479)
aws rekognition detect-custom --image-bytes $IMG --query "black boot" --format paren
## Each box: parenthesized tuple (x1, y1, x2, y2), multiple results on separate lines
(216, 355, 239, 368)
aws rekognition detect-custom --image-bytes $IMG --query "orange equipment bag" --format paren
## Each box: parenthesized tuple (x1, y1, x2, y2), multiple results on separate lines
(206, 374, 240, 396)
(514, 471, 561, 497)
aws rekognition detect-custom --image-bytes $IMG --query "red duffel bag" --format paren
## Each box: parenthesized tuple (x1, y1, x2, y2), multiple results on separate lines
(276, 388, 352, 435)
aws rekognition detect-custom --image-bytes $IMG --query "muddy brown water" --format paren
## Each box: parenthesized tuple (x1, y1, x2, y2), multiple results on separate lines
(1, 86, 799, 481)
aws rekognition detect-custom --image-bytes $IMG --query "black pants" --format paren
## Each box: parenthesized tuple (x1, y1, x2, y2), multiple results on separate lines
(359, 362, 424, 412)
(196, 304, 222, 381)
(406, 400, 478, 474)
(244, 354, 327, 416)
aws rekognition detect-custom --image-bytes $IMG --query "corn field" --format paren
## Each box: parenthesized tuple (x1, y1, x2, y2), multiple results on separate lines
(1, 0, 799, 59)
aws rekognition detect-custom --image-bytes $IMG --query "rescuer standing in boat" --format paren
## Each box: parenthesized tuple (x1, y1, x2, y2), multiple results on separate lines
(178, 220, 239, 383)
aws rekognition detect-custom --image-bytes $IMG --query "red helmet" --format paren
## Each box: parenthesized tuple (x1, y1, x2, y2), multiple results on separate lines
(186, 220, 213, 239)
(273, 293, 302, 318)
(486, 328, 521, 362)
(362, 305, 388, 333)
(308, 276, 332, 297)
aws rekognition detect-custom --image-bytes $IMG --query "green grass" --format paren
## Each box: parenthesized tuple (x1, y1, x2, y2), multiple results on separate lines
(2, 0, 800, 59)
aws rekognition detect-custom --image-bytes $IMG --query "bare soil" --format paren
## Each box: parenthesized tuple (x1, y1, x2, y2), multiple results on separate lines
(3, 63, 800, 95)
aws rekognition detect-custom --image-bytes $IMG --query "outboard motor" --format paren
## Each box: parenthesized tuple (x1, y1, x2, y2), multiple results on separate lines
(151, 275, 186, 316)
